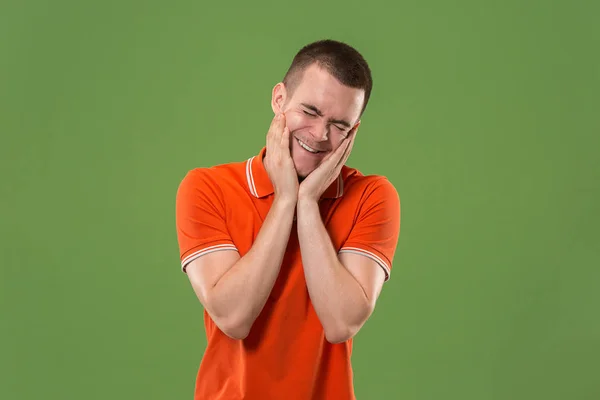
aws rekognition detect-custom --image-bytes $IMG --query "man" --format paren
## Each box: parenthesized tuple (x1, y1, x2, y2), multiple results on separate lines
(175, 39, 401, 400)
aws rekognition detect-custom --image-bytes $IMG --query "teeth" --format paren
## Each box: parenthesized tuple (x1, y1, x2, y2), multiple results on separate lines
(297, 139, 319, 153)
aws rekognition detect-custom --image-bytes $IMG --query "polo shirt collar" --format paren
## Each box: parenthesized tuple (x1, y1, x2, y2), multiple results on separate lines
(245, 147, 344, 199)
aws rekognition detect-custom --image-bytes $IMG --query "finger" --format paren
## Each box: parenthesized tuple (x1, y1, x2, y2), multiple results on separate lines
(279, 112, 286, 128)
(335, 136, 352, 159)
(319, 138, 348, 168)
(341, 140, 354, 166)
(344, 125, 358, 144)
(279, 115, 288, 151)
(267, 113, 284, 152)
(280, 126, 290, 148)
(334, 141, 352, 170)
(273, 113, 287, 146)
(275, 112, 286, 134)
(267, 113, 279, 137)
(335, 131, 356, 169)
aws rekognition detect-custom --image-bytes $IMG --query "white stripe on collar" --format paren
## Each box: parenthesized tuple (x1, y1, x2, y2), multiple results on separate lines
(336, 175, 344, 197)
(245, 157, 258, 197)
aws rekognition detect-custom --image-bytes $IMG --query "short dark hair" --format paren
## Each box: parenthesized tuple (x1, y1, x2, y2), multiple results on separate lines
(282, 39, 373, 116)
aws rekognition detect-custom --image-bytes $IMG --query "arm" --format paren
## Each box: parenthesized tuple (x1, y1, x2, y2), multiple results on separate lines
(296, 179, 400, 344)
(176, 112, 297, 340)
(186, 197, 295, 340)
(295, 126, 401, 343)
(296, 199, 383, 343)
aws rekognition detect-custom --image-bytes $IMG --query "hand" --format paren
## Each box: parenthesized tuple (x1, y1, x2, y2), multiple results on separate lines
(298, 125, 358, 203)
(263, 113, 299, 203)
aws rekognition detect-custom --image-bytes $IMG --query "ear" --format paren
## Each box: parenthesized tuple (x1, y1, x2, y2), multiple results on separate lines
(271, 82, 287, 115)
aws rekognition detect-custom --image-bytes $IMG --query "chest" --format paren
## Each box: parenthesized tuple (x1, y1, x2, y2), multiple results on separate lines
(223, 193, 355, 301)
(225, 194, 354, 258)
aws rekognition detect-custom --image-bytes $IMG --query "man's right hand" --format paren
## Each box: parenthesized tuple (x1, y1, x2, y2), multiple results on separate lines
(264, 113, 299, 203)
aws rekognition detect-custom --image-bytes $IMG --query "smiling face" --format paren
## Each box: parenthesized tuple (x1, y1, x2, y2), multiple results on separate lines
(271, 63, 365, 178)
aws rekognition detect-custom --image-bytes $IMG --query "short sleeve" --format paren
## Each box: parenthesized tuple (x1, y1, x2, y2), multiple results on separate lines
(339, 178, 401, 282)
(175, 169, 238, 273)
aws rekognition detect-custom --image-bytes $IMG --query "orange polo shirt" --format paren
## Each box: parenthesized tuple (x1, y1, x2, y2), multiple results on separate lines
(176, 146, 400, 400)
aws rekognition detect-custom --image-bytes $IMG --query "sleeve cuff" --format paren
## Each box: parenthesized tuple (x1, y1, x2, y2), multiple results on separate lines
(338, 246, 392, 282)
(181, 243, 238, 273)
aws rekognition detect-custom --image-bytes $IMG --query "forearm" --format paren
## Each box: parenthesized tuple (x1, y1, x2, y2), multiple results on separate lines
(296, 199, 372, 343)
(209, 197, 296, 337)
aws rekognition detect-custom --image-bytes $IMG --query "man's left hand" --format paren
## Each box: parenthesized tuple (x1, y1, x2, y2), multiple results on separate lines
(298, 126, 358, 203)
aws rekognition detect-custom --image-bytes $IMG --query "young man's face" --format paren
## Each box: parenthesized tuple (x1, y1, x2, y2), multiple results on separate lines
(272, 64, 365, 179)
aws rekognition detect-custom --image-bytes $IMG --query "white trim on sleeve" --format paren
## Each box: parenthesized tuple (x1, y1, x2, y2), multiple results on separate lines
(338, 247, 391, 281)
(181, 244, 239, 272)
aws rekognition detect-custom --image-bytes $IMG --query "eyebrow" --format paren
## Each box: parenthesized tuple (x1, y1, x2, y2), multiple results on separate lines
(301, 103, 352, 128)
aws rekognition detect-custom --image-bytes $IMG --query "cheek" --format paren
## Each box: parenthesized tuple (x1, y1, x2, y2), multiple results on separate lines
(284, 112, 311, 133)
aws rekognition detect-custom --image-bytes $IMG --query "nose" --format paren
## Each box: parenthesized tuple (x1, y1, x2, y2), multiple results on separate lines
(308, 122, 329, 142)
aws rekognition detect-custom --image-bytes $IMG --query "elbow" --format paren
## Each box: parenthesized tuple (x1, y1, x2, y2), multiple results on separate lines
(221, 324, 250, 341)
(324, 320, 361, 344)
(210, 308, 254, 340)
(202, 293, 251, 340)
(215, 315, 252, 340)
(324, 303, 375, 344)
(325, 327, 354, 344)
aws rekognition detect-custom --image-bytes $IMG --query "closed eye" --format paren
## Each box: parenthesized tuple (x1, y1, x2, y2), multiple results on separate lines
(302, 108, 348, 135)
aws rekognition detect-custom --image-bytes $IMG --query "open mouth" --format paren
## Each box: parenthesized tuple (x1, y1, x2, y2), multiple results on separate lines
(297, 138, 323, 154)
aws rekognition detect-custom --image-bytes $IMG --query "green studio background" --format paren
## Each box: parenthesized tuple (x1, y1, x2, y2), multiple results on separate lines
(1, 1, 599, 399)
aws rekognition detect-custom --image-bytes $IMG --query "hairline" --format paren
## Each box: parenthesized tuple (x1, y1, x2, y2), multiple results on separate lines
(282, 61, 367, 118)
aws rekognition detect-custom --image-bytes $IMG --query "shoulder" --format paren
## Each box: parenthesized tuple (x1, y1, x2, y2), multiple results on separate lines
(178, 158, 248, 195)
(342, 166, 400, 204)
(176, 161, 251, 219)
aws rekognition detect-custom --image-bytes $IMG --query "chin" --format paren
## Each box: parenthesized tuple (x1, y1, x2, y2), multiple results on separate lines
(292, 159, 312, 178)
(295, 165, 315, 179)
(296, 171, 308, 181)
